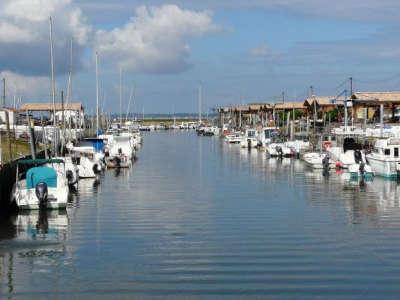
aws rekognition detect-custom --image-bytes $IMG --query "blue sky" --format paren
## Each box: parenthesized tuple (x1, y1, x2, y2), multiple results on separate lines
(1, 1, 400, 114)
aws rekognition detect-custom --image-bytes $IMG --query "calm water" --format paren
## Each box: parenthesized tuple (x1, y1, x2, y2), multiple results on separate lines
(2, 131, 400, 299)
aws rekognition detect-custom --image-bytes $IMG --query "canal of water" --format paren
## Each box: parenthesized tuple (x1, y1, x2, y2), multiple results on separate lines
(1, 131, 400, 299)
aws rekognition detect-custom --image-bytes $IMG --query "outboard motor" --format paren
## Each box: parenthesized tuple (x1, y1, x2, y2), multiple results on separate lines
(275, 146, 283, 158)
(247, 139, 251, 149)
(35, 182, 48, 209)
(114, 156, 122, 168)
(322, 154, 330, 176)
(66, 170, 75, 186)
(354, 150, 362, 164)
(118, 148, 123, 155)
(92, 163, 101, 174)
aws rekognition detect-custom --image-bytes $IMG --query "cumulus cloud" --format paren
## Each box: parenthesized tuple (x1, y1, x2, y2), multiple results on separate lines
(0, 71, 49, 101)
(95, 4, 220, 73)
(0, 0, 91, 76)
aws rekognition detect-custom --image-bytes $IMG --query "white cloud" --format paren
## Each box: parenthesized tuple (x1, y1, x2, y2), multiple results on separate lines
(0, 0, 91, 75)
(95, 4, 220, 73)
(0, 71, 49, 100)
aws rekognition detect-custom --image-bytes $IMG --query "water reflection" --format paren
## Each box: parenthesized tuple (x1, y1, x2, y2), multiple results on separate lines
(0, 210, 69, 296)
(3, 133, 400, 298)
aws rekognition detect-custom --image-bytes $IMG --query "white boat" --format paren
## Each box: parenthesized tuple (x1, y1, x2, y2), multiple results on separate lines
(50, 156, 79, 187)
(70, 147, 103, 178)
(366, 137, 400, 179)
(257, 127, 278, 148)
(105, 135, 134, 168)
(285, 140, 310, 157)
(348, 162, 374, 179)
(266, 143, 293, 157)
(225, 132, 243, 144)
(10, 159, 69, 210)
(240, 129, 259, 148)
(201, 126, 220, 136)
(302, 152, 336, 169)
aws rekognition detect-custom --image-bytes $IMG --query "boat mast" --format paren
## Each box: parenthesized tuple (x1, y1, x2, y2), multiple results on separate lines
(49, 16, 57, 155)
(96, 51, 100, 136)
(198, 83, 202, 124)
(67, 38, 73, 135)
(119, 67, 123, 128)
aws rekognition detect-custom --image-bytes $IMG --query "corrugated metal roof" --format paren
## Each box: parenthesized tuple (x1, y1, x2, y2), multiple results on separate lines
(353, 92, 400, 103)
(20, 103, 83, 111)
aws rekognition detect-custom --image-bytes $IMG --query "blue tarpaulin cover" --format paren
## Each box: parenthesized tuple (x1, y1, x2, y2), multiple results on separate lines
(26, 167, 57, 189)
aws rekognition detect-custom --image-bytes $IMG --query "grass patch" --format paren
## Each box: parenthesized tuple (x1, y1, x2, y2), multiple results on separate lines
(0, 136, 34, 163)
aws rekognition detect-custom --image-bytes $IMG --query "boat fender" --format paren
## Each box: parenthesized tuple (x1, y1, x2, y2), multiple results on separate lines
(35, 182, 48, 208)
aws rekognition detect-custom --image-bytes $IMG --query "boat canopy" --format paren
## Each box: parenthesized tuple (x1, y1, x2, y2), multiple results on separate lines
(18, 159, 64, 165)
(26, 166, 57, 189)
(84, 138, 105, 152)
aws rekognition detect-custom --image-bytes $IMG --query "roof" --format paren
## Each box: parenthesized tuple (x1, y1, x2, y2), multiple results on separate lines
(18, 158, 64, 165)
(274, 102, 305, 110)
(304, 96, 338, 106)
(20, 102, 83, 112)
(0, 107, 19, 112)
(353, 92, 400, 104)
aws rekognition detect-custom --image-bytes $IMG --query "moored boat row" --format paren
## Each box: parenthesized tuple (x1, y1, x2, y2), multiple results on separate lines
(9, 127, 142, 211)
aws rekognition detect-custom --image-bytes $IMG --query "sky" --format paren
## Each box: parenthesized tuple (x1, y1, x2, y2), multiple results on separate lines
(1, 0, 400, 114)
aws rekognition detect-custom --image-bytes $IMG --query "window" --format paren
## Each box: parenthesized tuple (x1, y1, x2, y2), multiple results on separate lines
(395, 148, 399, 157)
(385, 149, 391, 156)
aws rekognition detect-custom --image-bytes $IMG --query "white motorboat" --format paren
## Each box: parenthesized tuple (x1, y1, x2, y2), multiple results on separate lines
(366, 137, 400, 179)
(348, 162, 374, 179)
(10, 159, 69, 210)
(225, 132, 243, 144)
(50, 156, 79, 187)
(285, 140, 310, 157)
(105, 135, 134, 168)
(302, 152, 336, 169)
(70, 147, 103, 178)
(240, 129, 259, 148)
(257, 127, 278, 148)
(201, 126, 220, 136)
(266, 143, 293, 157)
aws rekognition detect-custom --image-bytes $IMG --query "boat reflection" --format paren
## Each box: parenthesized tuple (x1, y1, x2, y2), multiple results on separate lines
(0, 210, 69, 296)
(14, 210, 68, 242)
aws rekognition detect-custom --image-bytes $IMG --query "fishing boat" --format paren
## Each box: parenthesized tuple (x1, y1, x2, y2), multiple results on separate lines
(366, 137, 400, 179)
(10, 159, 69, 210)
(240, 129, 259, 148)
